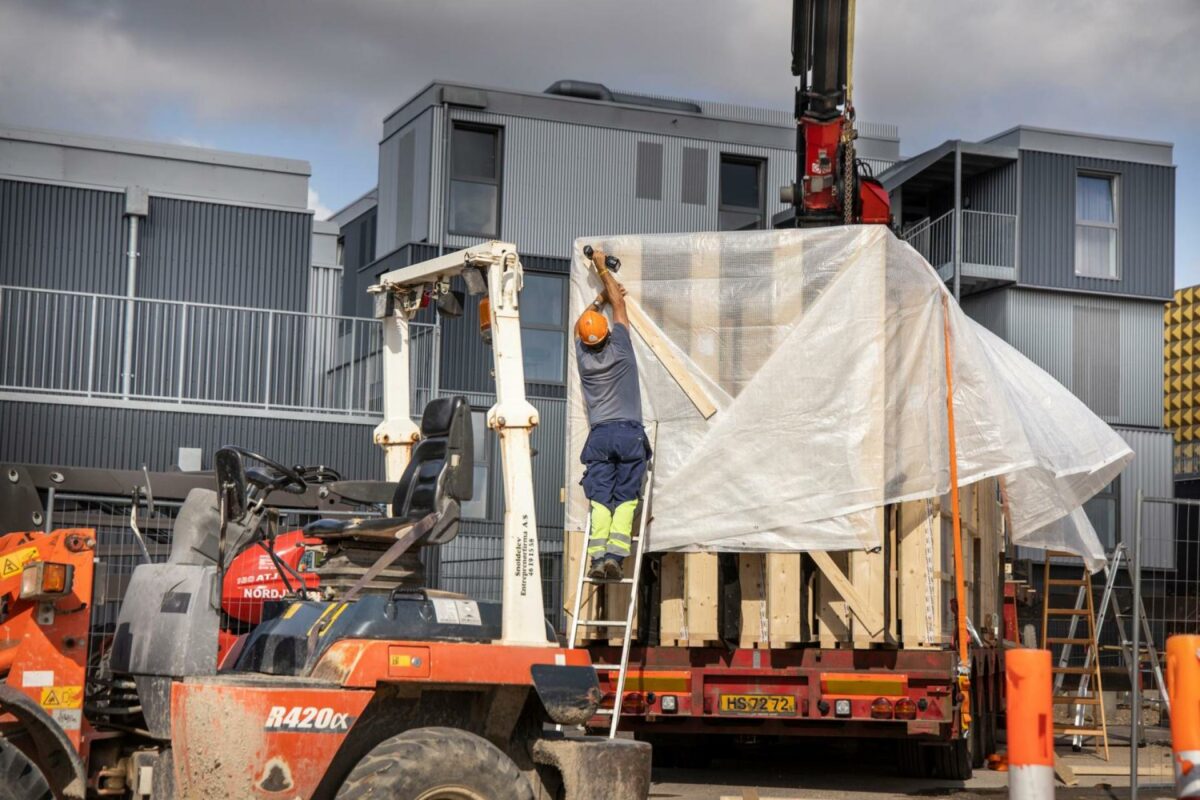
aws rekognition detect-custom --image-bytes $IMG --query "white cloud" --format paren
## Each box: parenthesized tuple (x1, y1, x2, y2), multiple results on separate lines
(307, 187, 332, 221)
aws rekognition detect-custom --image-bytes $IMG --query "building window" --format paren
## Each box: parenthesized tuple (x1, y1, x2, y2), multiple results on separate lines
(460, 410, 490, 520)
(449, 123, 502, 237)
(1075, 173, 1119, 279)
(1082, 478, 1119, 549)
(719, 155, 766, 230)
(520, 272, 566, 384)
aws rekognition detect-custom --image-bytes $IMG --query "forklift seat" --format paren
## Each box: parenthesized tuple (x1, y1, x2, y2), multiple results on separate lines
(305, 396, 474, 547)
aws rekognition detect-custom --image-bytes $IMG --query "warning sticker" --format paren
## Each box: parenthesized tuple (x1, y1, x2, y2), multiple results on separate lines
(430, 598, 481, 626)
(1, 546, 39, 578)
(51, 708, 82, 731)
(40, 686, 83, 709)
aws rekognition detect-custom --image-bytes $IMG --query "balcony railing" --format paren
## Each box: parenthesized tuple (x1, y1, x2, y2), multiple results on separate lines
(902, 210, 954, 269)
(0, 285, 436, 419)
(901, 209, 1017, 273)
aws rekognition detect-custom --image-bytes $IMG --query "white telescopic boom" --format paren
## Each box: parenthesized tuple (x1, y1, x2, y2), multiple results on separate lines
(370, 242, 548, 646)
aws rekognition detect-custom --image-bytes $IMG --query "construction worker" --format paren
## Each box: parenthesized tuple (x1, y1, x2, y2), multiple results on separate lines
(577, 248, 650, 579)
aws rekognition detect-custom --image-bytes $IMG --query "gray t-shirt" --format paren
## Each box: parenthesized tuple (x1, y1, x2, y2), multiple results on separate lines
(577, 323, 642, 427)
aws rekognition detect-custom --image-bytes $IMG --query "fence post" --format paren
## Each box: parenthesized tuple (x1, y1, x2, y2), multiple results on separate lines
(263, 310, 275, 410)
(1168, 635, 1200, 799)
(1133, 488, 1144, 799)
(1006, 648, 1054, 800)
(176, 303, 188, 402)
(86, 294, 98, 397)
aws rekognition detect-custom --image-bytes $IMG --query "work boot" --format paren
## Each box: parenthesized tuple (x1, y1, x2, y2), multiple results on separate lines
(602, 556, 624, 579)
(588, 558, 607, 579)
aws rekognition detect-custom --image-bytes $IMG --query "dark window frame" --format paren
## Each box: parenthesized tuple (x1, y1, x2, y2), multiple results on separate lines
(718, 154, 767, 230)
(519, 270, 568, 385)
(1074, 170, 1120, 281)
(449, 122, 504, 238)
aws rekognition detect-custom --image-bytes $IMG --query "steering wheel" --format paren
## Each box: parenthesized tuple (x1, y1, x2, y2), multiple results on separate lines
(221, 446, 308, 496)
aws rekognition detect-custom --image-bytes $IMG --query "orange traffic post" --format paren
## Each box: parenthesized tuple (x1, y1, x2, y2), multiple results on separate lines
(1006, 648, 1054, 800)
(1167, 635, 1200, 799)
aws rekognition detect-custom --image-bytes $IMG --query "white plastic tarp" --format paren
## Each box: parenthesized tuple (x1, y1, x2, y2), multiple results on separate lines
(564, 226, 1131, 571)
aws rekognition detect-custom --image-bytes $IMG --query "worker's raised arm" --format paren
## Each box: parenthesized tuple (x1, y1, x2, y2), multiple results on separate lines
(590, 249, 629, 328)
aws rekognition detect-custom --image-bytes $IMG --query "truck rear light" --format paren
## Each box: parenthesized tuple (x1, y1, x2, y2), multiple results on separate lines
(894, 697, 918, 720)
(19, 562, 73, 600)
(621, 692, 647, 714)
(660, 695, 678, 713)
(833, 699, 851, 717)
(599, 692, 616, 710)
(870, 697, 893, 719)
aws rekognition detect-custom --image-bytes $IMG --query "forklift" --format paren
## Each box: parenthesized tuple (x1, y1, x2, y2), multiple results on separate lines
(0, 241, 651, 798)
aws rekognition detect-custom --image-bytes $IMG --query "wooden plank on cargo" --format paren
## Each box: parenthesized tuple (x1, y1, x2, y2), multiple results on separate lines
(685, 552, 720, 645)
(738, 555, 769, 648)
(659, 553, 688, 645)
(810, 550, 884, 637)
(625, 301, 718, 420)
(766, 553, 803, 647)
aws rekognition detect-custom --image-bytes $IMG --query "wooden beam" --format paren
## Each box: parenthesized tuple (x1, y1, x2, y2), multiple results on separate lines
(810, 550, 884, 636)
(625, 300, 719, 419)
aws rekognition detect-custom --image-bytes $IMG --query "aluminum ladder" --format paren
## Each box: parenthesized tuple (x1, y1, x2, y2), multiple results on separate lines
(567, 422, 657, 739)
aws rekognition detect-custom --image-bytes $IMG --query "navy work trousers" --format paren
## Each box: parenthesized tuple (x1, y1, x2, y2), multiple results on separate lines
(580, 420, 651, 508)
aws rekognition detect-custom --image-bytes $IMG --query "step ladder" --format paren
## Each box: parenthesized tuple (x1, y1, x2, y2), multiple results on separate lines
(1041, 552, 1109, 760)
(1088, 544, 1169, 743)
(567, 423, 658, 739)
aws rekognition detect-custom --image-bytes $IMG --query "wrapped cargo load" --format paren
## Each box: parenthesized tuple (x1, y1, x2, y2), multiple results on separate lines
(564, 226, 1131, 571)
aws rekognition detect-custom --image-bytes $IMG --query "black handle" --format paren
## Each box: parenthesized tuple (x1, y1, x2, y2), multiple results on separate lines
(582, 245, 621, 272)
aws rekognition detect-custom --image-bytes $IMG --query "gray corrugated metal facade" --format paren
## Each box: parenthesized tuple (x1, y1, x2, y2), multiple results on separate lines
(1019, 150, 1174, 298)
(138, 196, 312, 310)
(1, 180, 128, 294)
(964, 287, 1164, 428)
(426, 105, 801, 258)
(1115, 426, 1175, 570)
(3, 184, 314, 310)
(0, 400, 380, 477)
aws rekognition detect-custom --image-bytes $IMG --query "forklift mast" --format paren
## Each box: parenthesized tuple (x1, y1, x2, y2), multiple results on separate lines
(781, 0, 890, 227)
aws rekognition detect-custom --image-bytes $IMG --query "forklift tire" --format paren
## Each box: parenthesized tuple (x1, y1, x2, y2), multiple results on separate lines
(0, 737, 51, 800)
(336, 726, 534, 800)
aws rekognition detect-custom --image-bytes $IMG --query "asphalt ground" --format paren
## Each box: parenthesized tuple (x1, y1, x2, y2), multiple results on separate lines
(646, 736, 1176, 799)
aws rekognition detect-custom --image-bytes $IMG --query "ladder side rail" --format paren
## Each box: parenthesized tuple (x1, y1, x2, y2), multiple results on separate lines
(567, 509, 594, 650)
(1074, 547, 1123, 739)
(607, 422, 658, 739)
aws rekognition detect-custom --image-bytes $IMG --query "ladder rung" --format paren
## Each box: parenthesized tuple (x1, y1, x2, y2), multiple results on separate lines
(590, 664, 622, 670)
(1046, 609, 1091, 615)
(595, 708, 615, 715)
(1046, 637, 1092, 645)
(1054, 695, 1102, 705)
(1047, 579, 1087, 586)
(576, 620, 628, 627)
(1058, 727, 1106, 737)
(1052, 666, 1096, 675)
(583, 577, 635, 584)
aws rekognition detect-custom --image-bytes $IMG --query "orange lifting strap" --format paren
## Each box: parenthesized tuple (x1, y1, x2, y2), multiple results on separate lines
(941, 294, 972, 732)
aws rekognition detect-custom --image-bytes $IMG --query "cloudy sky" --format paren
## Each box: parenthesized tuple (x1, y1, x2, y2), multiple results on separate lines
(3, 0, 1198, 283)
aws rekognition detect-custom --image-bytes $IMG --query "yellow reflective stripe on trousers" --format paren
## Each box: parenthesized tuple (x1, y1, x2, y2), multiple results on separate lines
(588, 501, 612, 554)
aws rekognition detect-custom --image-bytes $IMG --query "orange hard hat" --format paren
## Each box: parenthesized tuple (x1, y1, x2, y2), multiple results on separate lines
(577, 309, 609, 346)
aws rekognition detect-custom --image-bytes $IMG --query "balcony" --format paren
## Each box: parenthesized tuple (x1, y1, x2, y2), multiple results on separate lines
(901, 209, 1017, 288)
(0, 285, 437, 421)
